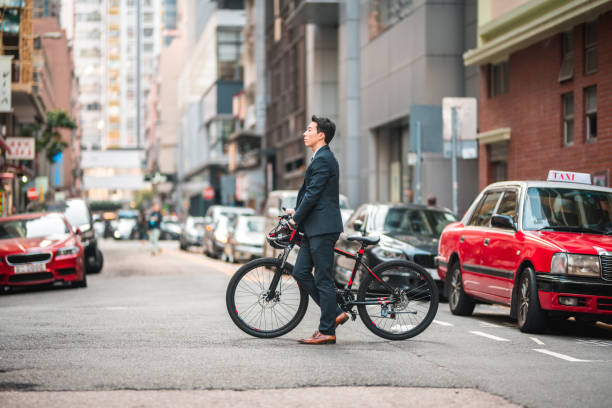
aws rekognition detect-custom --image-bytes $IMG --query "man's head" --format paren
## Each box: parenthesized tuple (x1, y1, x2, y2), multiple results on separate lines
(303, 115, 336, 148)
(152, 203, 159, 212)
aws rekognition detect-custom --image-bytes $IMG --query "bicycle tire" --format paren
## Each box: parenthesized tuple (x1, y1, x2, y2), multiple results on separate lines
(357, 260, 438, 340)
(226, 257, 309, 338)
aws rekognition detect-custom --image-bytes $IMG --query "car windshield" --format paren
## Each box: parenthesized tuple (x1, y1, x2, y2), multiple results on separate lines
(0, 215, 69, 240)
(523, 187, 612, 233)
(371, 207, 457, 237)
(238, 217, 264, 233)
(44, 201, 90, 229)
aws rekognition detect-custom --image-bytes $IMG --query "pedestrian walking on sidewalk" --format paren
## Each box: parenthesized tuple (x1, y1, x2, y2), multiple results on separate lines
(148, 203, 162, 256)
(286, 115, 346, 345)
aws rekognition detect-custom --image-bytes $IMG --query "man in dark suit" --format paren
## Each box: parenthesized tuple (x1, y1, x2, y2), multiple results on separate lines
(286, 115, 348, 345)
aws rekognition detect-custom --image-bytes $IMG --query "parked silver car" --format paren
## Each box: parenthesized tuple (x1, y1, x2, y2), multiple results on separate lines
(223, 215, 265, 263)
(179, 216, 205, 250)
(202, 206, 255, 258)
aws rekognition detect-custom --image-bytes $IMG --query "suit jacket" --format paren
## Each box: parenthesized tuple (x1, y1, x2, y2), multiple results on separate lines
(293, 145, 344, 237)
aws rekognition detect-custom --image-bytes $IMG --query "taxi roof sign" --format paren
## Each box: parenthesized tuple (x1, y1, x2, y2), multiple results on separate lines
(547, 170, 591, 184)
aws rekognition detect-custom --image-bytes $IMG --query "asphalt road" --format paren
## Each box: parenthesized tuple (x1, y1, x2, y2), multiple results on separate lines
(1, 239, 611, 407)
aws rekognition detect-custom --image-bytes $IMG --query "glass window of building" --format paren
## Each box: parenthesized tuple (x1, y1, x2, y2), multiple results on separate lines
(584, 21, 597, 75)
(562, 92, 574, 146)
(585, 86, 597, 142)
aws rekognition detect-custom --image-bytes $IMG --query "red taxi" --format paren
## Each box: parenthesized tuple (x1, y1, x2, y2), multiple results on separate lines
(437, 171, 612, 332)
(0, 213, 86, 290)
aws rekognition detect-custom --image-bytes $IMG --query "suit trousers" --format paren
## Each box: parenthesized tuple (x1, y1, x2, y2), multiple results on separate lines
(292, 232, 342, 335)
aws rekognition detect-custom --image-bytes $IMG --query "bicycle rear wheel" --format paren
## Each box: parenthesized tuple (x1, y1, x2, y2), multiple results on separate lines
(226, 257, 309, 338)
(357, 260, 438, 340)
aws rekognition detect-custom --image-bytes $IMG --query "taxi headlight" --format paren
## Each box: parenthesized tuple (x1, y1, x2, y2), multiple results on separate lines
(568, 254, 600, 277)
(550, 253, 600, 277)
(57, 245, 79, 256)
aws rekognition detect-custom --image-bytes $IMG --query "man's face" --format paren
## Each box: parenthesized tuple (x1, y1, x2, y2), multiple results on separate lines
(303, 121, 324, 148)
(153, 204, 159, 212)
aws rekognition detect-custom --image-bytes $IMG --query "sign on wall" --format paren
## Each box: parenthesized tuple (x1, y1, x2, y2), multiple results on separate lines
(6, 137, 35, 160)
(0, 55, 13, 112)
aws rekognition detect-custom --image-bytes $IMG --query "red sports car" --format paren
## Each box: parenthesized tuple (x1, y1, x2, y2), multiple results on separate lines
(0, 212, 86, 290)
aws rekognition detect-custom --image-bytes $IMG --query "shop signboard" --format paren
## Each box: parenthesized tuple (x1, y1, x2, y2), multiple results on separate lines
(0, 55, 12, 112)
(6, 137, 35, 160)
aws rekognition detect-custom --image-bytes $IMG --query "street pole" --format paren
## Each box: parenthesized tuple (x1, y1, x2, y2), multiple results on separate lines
(415, 120, 422, 204)
(255, 0, 267, 198)
(451, 107, 458, 215)
(345, 0, 360, 208)
(136, 0, 141, 148)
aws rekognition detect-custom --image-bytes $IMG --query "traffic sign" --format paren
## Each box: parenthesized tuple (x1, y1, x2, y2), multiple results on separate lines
(202, 187, 215, 200)
(26, 187, 38, 200)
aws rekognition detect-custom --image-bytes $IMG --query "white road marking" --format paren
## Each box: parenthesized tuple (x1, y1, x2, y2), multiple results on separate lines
(533, 349, 591, 362)
(469, 331, 510, 342)
(530, 337, 545, 345)
(479, 322, 502, 328)
(433, 320, 454, 326)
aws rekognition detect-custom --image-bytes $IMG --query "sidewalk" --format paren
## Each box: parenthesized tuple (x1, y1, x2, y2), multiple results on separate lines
(0, 387, 520, 408)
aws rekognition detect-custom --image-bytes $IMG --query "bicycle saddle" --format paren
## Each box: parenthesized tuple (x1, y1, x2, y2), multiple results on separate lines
(347, 236, 380, 246)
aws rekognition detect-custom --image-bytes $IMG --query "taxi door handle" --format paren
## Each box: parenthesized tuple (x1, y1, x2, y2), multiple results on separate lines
(460, 235, 465, 243)
(483, 238, 490, 246)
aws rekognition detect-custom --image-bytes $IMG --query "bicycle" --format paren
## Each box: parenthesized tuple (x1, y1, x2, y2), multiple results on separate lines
(225, 214, 439, 340)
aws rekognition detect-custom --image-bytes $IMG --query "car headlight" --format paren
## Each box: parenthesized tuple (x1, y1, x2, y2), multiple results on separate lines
(372, 246, 404, 260)
(57, 245, 79, 256)
(550, 253, 600, 277)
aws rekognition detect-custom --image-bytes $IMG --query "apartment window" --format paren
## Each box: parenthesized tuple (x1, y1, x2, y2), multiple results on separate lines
(489, 61, 509, 97)
(585, 86, 597, 141)
(143, 28, 154, 37)
(217, 29, 243, 81)
(562, 92, 574, 146)
(559, 30, 573, 82)
(143, 13, 153, 24)
(584, 21, 597, 75)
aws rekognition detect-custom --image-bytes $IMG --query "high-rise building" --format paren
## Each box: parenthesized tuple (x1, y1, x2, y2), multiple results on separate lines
(162, 0, 178, 46)
(105, 0, 162, 149)
(73, 0, 104, 150)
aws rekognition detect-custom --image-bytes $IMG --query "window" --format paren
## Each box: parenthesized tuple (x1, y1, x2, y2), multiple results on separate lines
(584, 21, 597, 75)
(143, 28, 154, 37)
(469, 191, 502, 227)
(217, 29, 243, 80)
(585, 86, 597, 141)
(559, 30, 573, 82)
(562, 92, 574, 146)
(489, 61, 508, 97)
(496, 190, 518, 222)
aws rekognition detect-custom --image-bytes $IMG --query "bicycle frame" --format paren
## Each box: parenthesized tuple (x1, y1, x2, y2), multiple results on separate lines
(265, 239, 399, 307)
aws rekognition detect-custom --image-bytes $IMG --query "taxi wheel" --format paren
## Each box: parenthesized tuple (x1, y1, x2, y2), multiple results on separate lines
(448, 263, 475, 316)
(517, 268, 546, 333)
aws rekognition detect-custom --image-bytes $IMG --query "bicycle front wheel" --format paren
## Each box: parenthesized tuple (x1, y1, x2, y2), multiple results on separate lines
(226, 257, 309, 338)
(357, 260, 438, 340)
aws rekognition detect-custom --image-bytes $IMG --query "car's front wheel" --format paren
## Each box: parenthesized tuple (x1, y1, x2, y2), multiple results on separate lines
(448, 262, 475, 316)
(517, 268, 547, 333)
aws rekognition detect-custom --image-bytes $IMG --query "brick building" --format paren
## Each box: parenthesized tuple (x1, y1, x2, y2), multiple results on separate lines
(466, 0, 612, 190)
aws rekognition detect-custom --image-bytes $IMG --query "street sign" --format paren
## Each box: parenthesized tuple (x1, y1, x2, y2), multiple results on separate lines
(26, 187, 38, 201)
(409, 105, 442, 153)
(442, 97, 477, 141)
(202, 187, 215, 200)
(0, 55, 12, 112)
(6, 137, 35, 160)
(443, 140, 479, 159)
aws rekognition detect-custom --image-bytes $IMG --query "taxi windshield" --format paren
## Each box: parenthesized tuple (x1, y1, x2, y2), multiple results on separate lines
(523, 187, 612, 234)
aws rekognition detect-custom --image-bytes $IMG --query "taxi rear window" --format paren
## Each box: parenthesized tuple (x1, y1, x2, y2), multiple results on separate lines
(523, 187, 612, 232)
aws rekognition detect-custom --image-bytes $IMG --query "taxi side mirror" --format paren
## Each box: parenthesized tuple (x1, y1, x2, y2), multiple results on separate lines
(491, 214, 516, 231)
(75, 227, 82, 235)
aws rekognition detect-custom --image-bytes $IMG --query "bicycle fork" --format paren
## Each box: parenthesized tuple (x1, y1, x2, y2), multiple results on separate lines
(265, 245, 293, 302)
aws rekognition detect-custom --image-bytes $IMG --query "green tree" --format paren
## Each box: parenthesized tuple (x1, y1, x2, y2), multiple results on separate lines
(37, 110, 77, 162)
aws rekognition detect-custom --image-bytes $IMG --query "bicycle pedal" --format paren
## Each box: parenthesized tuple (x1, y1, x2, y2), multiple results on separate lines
(350, 311, 357, 321)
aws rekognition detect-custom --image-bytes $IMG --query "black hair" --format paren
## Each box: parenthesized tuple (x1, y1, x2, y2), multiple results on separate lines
(312, 115, 336, 144)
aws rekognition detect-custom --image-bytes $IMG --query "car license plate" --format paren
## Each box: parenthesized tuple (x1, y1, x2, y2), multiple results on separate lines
(14, 263, 47, 274)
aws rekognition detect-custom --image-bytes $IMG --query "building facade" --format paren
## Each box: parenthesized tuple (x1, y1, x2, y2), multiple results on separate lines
(466, 0, 612, 189)
(175, 1, 245, 216)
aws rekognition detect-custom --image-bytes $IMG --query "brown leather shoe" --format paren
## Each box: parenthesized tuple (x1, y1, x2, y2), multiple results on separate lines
(298, 332, 336, 345)
(335, 312, 349, 328)
(298, 330, 320, 343)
